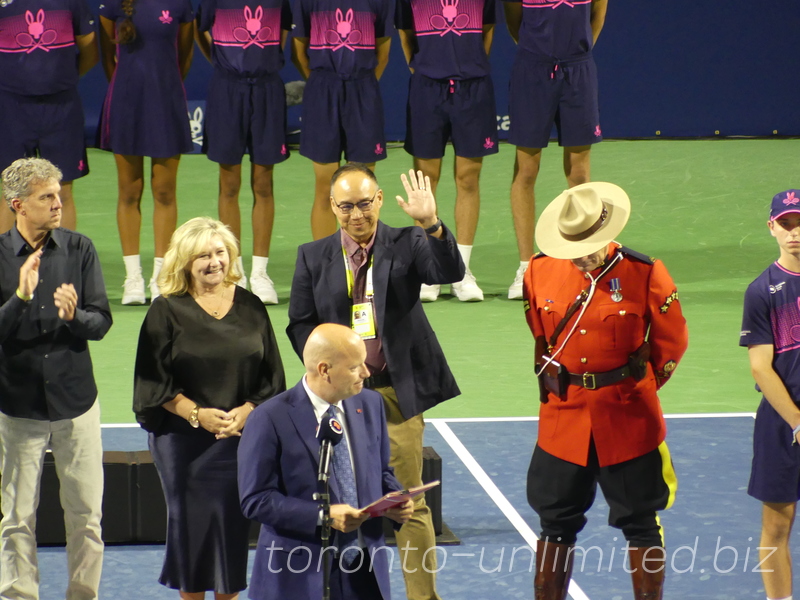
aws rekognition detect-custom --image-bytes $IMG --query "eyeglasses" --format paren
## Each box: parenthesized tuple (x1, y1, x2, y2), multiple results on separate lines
(334, 190, 379, 214)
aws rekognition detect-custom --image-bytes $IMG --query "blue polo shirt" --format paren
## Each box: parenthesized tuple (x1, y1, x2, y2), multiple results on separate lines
(0, 0, 95, 95)
(502, 0, 593, 60)
(395, 0, 494, 79)
(293, 0, 392, 77)
(741, 262, 800, 402)
(197, 0, 292, 76)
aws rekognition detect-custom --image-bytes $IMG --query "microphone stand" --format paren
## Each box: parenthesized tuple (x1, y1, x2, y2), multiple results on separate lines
(315, 439, 333, 600)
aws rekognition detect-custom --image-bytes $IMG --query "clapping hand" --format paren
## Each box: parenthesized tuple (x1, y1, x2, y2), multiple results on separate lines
(54, 284, 78, 321)
(396, 169, 438, 230)
(18, 249, 42, 298)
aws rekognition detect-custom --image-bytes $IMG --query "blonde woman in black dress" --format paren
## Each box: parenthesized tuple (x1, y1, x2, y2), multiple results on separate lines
(133, 217, 286, 599)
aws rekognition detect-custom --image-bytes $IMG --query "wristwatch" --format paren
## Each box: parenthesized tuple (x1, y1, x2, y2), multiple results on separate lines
(423, 219, 443, 235)
(188, 406, 200, 429)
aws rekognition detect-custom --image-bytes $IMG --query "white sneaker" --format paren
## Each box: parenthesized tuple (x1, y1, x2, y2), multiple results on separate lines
(235, 273, 248, 289)
(121, 275, 146, 305)
(420, 284, 440, 302)
(508, 264, 528, 300)
(149, 277, 161, 303)
(251, 272, 278, 304)
(451, 269, 484, 302)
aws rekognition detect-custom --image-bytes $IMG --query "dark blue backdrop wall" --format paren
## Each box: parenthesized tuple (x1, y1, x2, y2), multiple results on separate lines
(79, 0, 800, 144)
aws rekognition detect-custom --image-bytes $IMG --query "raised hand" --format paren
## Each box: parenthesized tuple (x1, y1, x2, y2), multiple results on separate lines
(396, 169, 438, 229)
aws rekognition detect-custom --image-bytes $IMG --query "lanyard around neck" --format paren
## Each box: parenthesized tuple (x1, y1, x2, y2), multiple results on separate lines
(343, 246, 374, 299)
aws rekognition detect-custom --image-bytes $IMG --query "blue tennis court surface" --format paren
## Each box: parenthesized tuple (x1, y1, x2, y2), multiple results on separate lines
(35, 415, 766, 599)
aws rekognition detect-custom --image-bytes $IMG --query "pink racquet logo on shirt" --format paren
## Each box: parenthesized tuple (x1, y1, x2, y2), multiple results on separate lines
(78, 160, 86, 171)
(16, 10, 58, 53)
(323, 8, 362, 51)
(374, 143, 384, 155)
(233, 6, 272, 48)
(280, 144, 287, 155)
(594, 125, 602, 137)
(483, 137, 494, 149)
(159, 10, 173, 24)
(430, 0, 469, 36)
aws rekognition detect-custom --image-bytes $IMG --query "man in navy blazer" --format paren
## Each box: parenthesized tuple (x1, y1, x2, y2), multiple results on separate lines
(287, 164, 464, 600)
(239, 324, 412, 600)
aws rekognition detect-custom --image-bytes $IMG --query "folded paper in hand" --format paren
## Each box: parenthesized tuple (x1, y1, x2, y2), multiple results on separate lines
(361, 480, 440, 518)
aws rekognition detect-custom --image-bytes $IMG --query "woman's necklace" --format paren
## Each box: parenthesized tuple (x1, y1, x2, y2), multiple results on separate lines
(195, 285, 229, 317)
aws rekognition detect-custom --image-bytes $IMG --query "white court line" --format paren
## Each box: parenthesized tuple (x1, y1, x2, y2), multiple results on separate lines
(430, 419, 590, 600)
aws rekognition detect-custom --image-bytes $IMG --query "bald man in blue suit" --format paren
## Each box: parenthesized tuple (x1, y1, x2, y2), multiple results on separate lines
(239, 324, 413, 600)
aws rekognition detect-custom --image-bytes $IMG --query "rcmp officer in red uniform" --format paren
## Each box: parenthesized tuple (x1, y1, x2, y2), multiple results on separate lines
(522, 182, 688, 600)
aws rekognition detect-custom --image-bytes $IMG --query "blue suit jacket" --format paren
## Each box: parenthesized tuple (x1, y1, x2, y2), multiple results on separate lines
(238, 381, 403, 600)
(286, 221, 465, 420)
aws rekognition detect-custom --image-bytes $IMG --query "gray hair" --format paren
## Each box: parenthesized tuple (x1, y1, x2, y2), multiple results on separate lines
(1, 158, 63, 212)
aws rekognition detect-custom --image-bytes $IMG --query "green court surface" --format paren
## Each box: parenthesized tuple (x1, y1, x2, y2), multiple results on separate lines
(68, 139, 798, 422)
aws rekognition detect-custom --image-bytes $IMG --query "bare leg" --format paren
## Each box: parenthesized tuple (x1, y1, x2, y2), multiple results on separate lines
(453, 156, 483, 246)
(218, 163, 243, 241)
(151, 156, 181, 258)
(311, 161, 339, 240)
(413, 157, 442, 197)
(115, 154, 145, 256)
(251, 163, 275, 258)
(510, 146, 542, 261)
(179, 592, 204, 600)
(214, 594, 239, 600)
(59, 180, 77, 231)
(563, 145, 591, 188)
(760, 502, 796, 599)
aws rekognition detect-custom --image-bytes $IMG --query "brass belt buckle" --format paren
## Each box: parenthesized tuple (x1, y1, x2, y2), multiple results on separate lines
(582, 373, 597, 390)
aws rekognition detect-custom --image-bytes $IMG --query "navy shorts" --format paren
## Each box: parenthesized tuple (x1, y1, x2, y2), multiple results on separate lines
(203, 70, 289, 167)
(748, 397, 800, 503)
(0, 87, 89, 181)
(508, 50, 602, 149)
(299, 69, 387, 164)
(404, 73, 498, 160)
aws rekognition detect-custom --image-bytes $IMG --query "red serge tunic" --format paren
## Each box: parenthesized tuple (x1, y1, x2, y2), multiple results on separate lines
(523, 243, 689, 468)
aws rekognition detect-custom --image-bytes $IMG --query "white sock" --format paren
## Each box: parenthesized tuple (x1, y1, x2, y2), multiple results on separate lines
(520, 260, 529, 270)
(767, 596, 793, 600)
(123, 255, 142, 278)
(457, 244, 473, 271)
(152, 257, 164, 282)
(236, 256, 245, 279)
(252, 256, 269, 277)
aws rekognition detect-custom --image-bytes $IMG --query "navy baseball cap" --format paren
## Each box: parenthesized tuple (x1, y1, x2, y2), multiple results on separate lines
(771, 190, 800, 220)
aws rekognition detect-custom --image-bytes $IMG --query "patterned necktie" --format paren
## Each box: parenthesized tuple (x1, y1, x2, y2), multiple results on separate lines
(327, 405, 360, 565)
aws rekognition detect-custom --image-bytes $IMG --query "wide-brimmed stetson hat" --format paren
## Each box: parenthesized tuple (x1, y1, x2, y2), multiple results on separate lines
(535, 182, 631, 260)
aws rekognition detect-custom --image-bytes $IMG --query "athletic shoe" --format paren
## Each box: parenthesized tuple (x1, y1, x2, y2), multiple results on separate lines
(235, 273, 248, 289)
(451, 269, 484, 302)
(149, 277, 161, 303)
(121, 275, 146, 305)
(251, 272, 278, 304)
(420, 284, 440, 302)
(508, 264, 528, 300)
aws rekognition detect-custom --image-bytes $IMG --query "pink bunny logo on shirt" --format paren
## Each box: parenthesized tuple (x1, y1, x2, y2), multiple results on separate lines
(233, 6, 272, 48)
(16, 10, 58, 53)
(324, 8, 362, 51)
(430, 0, 469, 36)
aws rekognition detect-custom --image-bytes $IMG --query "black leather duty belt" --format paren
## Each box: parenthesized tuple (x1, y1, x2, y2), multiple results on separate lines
(568, 365, 632, 390)
(363, 371, 392, 389)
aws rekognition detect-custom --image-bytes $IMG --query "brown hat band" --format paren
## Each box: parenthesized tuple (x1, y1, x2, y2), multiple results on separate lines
(559, 207, 608, 242)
